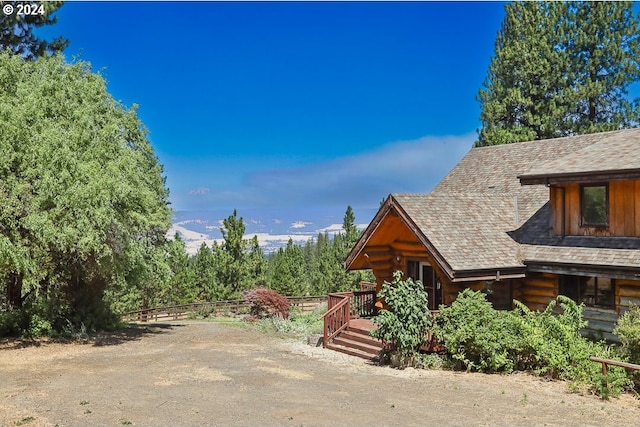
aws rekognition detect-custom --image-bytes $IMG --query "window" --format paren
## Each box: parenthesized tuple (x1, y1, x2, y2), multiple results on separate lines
(559, 275, 614, 308)
(486, 280, 513, 310)
(581, 184, 608, 227)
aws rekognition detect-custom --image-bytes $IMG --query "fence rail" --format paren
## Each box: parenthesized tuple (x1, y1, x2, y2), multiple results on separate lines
(121, 295, 328, 323)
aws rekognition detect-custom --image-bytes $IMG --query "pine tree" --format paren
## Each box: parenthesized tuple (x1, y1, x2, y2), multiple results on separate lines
(342, 205, 359, 250)
(267, 239, 307, 296)
(220, 209, 247, 294)
(0, 1, 68, 59)
(566, 2, 640, 133)
(477, 1, 640, 146)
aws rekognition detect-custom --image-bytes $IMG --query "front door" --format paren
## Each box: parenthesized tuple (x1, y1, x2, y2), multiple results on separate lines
(421, 265, 442, 311)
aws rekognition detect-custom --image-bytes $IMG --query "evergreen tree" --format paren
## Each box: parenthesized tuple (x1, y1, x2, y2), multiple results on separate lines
(246, 235, 267, 288)
(191, 243, 219, 301)
(343, 205, 359, 250)
(0, 1, 68, 59)
(477, 1, 640, 146)
(267, 239, 308, 296)
(567, 2, 640, 133)
(219, 209, 247, 294)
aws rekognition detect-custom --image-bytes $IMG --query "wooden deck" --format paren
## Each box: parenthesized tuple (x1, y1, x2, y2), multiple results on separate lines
(349, 317, 377, 332)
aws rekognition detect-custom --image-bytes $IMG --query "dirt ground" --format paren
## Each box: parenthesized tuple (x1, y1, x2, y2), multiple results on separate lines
(1, 321, 640, 427)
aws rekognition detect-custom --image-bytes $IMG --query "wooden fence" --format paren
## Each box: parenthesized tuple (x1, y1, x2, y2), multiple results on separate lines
(121, 295, 328, 323)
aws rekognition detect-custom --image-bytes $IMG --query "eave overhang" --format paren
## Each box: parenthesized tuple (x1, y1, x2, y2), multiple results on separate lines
(518, 169, 640, 186)
(525, 260, 640, 281)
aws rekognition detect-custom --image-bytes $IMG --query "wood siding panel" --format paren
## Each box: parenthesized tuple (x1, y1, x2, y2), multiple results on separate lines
(566, 183, 580, 235)
(550, 186, 561, 235)
(636, 181, 640, 236)
(609, 181, 634, 236)
(550, 180, 640, 237)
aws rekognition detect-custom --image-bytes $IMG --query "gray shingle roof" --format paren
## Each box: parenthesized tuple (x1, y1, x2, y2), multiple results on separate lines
(433, 133, 599, 194)
(393, 193, 523, 272)
(518, 128, 640, 183)
(388, 130, 640, 278)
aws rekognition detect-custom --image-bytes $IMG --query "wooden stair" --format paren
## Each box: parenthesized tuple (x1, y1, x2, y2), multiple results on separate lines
(325, 324, 383, 361)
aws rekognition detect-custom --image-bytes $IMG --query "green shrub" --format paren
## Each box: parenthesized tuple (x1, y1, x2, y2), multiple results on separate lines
(433, 289, 630, 398)
(432, 288, 521, 372)
(370, 271, 433, 361)
(613, 305, 640, 364)
(256, 311, 323, 339)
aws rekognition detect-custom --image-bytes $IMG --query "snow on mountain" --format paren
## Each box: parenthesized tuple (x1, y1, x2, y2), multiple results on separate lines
(167, 207, 376, 255)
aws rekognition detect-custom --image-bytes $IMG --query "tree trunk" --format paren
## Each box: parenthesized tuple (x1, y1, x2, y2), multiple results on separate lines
(6, 272, 23, 310)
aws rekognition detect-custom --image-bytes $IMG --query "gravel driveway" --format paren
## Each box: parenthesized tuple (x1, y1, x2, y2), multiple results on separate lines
(1, 321, 639, 427)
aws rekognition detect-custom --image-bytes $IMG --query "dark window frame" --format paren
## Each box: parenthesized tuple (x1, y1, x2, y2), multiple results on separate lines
(580, 183, 609, 228)
(486, 280, 513, 310)
(559, 275, 615, 308)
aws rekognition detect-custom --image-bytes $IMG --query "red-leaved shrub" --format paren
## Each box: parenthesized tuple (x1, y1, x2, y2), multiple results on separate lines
(242, 288, 290, 319)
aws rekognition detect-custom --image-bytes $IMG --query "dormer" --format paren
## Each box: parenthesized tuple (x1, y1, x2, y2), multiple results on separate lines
(518, 131, 640, 237)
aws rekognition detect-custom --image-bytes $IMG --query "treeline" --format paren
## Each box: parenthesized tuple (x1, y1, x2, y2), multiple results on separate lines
(108, 207, 374, 315)
(0, 34, 372, 337)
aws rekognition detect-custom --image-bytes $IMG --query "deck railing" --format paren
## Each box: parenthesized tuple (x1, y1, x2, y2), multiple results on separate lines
(359, 281, 377, 292)
(322, 290, 377, 347)
(122, 295, 328, 323)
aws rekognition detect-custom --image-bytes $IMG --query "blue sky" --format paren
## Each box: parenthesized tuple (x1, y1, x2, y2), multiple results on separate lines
(39, 1, 508, 213)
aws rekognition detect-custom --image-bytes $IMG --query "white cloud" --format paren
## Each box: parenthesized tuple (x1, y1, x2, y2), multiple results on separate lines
(242, 133, 474, 208)
(169, 133, 474, 212)
(291, 221, 311, 229)
(188, 187, 211, 196)
(317, 223, 344, 234)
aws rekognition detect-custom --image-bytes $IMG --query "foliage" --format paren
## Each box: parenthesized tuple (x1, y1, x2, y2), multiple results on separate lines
(268, 239, 308, 296)
(477, 1, 640, 146)
(0, 1, 68, 60)
(243, 287, 290, 319)
(256, 308, 323, 337)
(432, 289, 518, 371)
(266, 205, 373, 296)
(433, 289, 630, 398)
(0, 52, 171, 335)
(614, 305, 640, 365)
(370, 271, 433, 360)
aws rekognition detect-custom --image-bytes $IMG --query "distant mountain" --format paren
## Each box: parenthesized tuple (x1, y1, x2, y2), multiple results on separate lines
(167, 206, 377, 255)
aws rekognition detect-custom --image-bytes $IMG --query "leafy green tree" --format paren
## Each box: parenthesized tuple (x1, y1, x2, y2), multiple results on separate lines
(371, 271, 432, 363)
(0, 1, 68, 59)
(477, 1, 640, 146)
(0, 53, 171, 333)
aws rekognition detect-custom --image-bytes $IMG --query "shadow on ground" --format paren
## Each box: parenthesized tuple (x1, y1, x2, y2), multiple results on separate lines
(0, 322, 183, 350)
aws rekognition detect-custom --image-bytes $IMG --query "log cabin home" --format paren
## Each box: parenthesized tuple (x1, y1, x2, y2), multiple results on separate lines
(345, 128, 640, 341)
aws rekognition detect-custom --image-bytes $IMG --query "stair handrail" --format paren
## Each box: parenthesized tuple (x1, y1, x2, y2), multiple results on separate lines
(320, 293, 352, 347)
